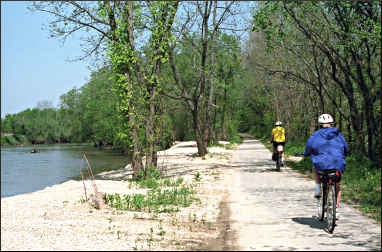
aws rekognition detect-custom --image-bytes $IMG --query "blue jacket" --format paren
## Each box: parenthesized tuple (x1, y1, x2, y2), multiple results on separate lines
(303, 127, 349, 173)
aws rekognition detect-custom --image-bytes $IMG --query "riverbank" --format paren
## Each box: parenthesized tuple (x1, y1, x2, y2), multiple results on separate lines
(1, 141, 237, 250)
(1, 144, 129, 198)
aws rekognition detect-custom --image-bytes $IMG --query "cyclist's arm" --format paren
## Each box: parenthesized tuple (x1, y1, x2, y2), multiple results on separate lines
(303, 137, 313, 157)
(340, 133, 349, 156)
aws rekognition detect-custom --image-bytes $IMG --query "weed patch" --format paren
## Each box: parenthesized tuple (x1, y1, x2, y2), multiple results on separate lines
(105, 184, 199, 213)
(105, 167, 200, 214)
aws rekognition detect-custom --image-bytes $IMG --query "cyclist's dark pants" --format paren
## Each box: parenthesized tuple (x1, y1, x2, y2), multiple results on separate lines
(272, 142, 285, 160)
(272, 141, 285, 150)
(317, 169, 343, 183)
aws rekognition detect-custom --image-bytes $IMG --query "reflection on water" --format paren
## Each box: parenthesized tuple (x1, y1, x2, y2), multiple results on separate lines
(1, 144, 130, 198)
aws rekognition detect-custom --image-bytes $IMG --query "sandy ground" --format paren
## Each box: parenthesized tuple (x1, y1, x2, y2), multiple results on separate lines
(1, 141, 235, 251)
(2, 137, 381, 251)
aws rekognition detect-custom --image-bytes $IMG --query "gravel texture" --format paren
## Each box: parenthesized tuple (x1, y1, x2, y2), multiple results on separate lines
(1, 141, 234, 251)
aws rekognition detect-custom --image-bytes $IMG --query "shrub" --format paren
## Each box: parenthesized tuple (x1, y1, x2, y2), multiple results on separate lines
(1, 136, 9, 146)
(5, 135, 19, 145)
(229, 135, 242, 144)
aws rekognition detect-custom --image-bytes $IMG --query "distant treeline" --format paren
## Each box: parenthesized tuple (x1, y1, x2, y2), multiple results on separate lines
(2, 1, 381, 165)
(0, 65, 241, 151)
(1, 68, 143, 150)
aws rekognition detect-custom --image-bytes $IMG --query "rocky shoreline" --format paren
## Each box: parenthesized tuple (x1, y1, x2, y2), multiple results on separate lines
(1, 141, 236, 251)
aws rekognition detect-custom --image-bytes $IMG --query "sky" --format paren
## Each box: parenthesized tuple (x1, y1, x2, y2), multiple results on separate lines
(1, 1, 255, 119)
(1, 1, 91, 118)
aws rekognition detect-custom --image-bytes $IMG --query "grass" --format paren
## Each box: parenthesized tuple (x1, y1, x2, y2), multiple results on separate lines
(194, 172, 201, 182)
(105, 166, 200, 214)
(255, 135, 381, 223)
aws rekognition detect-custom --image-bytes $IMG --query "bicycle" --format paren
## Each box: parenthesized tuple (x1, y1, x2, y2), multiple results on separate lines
(316, 169, 340, 233)
(273, 143, 284, 171)
(294, 153, 340, 233)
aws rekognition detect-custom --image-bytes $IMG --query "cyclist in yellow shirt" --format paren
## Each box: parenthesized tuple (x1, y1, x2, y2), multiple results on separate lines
(270, 121, 286, 166)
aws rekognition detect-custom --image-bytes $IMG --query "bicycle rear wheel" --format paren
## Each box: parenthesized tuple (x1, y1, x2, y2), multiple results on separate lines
(276, 153, 281, 171)
(318, 183, 326, 221)
(326, 184, 336, 233)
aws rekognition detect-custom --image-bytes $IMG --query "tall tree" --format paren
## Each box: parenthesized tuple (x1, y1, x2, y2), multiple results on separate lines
(167, 1, 245, 156)
(252, 1, 381, 160)
(30, 1, 179, 177)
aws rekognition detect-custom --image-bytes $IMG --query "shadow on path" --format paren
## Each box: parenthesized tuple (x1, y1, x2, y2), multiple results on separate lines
(292, 217, 327, 231)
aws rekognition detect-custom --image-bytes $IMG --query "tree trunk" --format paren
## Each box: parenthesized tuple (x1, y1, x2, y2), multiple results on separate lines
(130, 112, 143, 177)
(221, 82, 227, 140)
(192, 109, 208, 156)
(145, 86, 156, 172)
(347, 121, 352, 151)
(125, 72, 143, 178)
(213, 96, 217, 141)
(206, 1, 217, 144)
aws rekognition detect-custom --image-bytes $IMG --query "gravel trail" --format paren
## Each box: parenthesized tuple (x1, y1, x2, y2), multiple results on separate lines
(226, 137, 381, 251)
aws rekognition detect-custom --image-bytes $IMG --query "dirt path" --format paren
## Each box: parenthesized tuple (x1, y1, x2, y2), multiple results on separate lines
(224, 136, 381, 251)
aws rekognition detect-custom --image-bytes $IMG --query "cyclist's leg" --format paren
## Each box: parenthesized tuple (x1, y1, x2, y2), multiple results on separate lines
(336, 182, 341, 208)
(281, 142, 285, 161)
(336, 184, 341, 208)
(313, 167, 321, 197)
(335, 173, 342, 208)
(312, 167, 320, 184)
(272, 141, 277, 160)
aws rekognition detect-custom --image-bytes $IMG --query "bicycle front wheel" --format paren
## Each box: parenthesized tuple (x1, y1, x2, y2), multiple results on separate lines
(326, 184, 337, 233)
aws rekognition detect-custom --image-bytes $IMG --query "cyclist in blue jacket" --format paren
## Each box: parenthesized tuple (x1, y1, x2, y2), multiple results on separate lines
(303, 114, 349, 208)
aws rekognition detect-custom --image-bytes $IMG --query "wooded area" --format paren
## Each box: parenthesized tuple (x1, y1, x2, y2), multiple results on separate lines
(2, 1, 380, 176)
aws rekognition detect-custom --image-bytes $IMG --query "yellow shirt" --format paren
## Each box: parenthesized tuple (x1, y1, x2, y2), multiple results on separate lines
(272, 126, 285, 142)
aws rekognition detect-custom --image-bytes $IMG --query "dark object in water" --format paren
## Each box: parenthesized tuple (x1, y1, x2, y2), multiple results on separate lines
(31, 149, 39, 153)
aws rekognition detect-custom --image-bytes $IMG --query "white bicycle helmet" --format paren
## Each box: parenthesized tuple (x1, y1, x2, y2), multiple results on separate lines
(318, 114, 334, 124)
(275, 121, 282, 126)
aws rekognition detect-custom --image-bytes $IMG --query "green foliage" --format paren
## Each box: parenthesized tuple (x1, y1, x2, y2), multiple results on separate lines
(3, 135, 19, 145)
(137, 177, 161, 190)
(80, 67, 122, 148)
(341, 154, 381, 222)
(162, 177, 183, 187)
(102, 1, 180, 165)
(250, 1, 381, 161)
(1, 66, 125, 148)
(284, 141, 305, 156)
(229, 135, 242, 144)
(194, 172, 201, 182)
(1, 136, 8, 146)
(134, 166, 162, 182)
(105, 177, 199, 213)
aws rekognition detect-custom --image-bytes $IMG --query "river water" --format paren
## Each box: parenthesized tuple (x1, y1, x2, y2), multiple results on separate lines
(1, 144, 130, 198)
